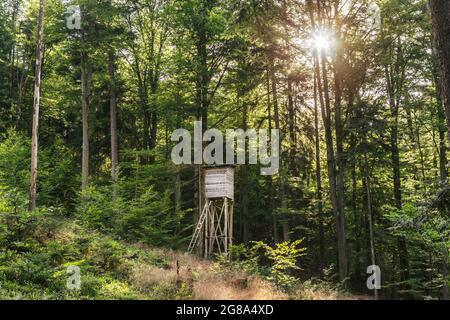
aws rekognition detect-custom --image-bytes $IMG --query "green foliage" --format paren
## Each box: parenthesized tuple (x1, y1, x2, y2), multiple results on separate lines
(384, 200, 450, 298)
(115, 188, 175, 245)
(251, 240, 306, 290)
(0, 0, 449, 300)
(433, 185, 450, 214)
(0, 130, 30, 193)
(223, 240, 306, 291)
(77, 186, 119, 231)
(76, 183, 189, 248)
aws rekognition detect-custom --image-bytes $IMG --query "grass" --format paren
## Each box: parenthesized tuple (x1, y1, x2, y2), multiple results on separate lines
(0, 219, 350, 300)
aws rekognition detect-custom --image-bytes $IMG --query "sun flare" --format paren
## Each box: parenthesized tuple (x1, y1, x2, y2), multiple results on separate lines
(310, 31, 334, 52)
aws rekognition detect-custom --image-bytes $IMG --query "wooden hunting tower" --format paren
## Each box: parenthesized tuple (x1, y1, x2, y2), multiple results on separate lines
(187, 166, 234, 259)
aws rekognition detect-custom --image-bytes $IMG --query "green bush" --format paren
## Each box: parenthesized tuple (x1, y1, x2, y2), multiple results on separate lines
(223, 240, 306, 291)
(77, 186, 119, 231)
(251, 240, 306, 290)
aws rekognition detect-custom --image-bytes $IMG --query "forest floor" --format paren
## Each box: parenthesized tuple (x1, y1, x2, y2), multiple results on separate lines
(0, 218, 356, 300)
(130, 245, 288, 300)
(127, 244, 357, 300)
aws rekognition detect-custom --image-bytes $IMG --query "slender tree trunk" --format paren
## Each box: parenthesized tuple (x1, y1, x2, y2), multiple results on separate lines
(314, 65, 325, 272)
(385, 62, 410, 291)
(394, 108, 409, 287)
(240, 168, 250, 243)
(270, 57, 280, 133)
(284, 76, 296, 243)
(287, 78, 297, 175)
(148, 41, 164, 164)
(241, 101, 249, 242)
(174, 87, 182, 216)
(81, 51, 91, 191)
(363, 154, 378, 300)
(433, 70, 448, 182)
(194, 2, 209, 256)
(29, 0, 45, 211)
(441, 251, 450, 300)
(429, 0, 450, 140)
(134, 60, 150, 164)
(438, 103, 448, 183)
(9, 1, 17, 89)
(309, 0, 347, 282)
(320, 53, 345, 281)
(333, 46, 348, 283)
(269, 56, 290, 242)
(415, 120, 427, 182)
(196, 4, 209, 132)
(17, 57, 26, 127)
(109, 51, 118, 183)
(9, 1, 18, 123)
(266, 67, 278, 243)
(352, 153, 362, 290)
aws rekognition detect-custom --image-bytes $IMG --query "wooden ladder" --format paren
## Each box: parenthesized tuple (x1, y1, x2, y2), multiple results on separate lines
(187, 201, 209, 254)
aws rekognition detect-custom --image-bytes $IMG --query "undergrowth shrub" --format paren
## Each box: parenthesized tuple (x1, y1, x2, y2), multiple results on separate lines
(222, 240, 306, 291)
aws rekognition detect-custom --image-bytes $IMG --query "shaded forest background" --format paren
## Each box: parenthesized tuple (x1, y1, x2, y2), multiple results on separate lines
(0, 0, 449, 299)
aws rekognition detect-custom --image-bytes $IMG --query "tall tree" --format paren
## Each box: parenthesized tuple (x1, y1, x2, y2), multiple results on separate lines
(123, 0, 168, 164)
(308, 0, 348, 282)
(109, 50, 118, 182)
(313, 63, 324, 272)
(80, 49, 91, 191)
(29, 0, 45, 211)
(80, 3, 91, 192)
(429, 0, 450, 139)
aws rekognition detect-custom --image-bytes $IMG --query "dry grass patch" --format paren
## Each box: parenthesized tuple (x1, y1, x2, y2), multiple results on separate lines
(193, 275, 286, 300)
(129, 248, 286, 300)
(294, 280, 349, 300)
(129, 247, 352, 300)
(131, 263, 177, 293)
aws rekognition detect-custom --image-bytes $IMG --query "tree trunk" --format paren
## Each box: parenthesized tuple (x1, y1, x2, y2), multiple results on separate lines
(441, 250, 450, 300)
(174, 87, 182, 216)
(287, 78, 297, 175)
(435, 77, 449, 300)
(136, 70, 150, 163)
(81, 51, 91, 191)
(241, 101, 249, 242)
(429, 0, 450, 140)
(148, 31, 164, 164)
(194, 3, 209, 256)
(109, 50, 118, 183)
(438, 98, 448, 183)
(319, 53, 346, 281)
(333, 44, 348, 283)
(29, 0, 45, 211)
(313, 66, 325, 272)
(352, 154, 363, 290)
(266, 67, 278, 243)
(363, 154, 378, 300)
(196, 3, 209, 132)
(385, 60, 410, 291)
(269, 56, 290, 242)
(432, 64, 448, 182)
(308, 0, 347, 282)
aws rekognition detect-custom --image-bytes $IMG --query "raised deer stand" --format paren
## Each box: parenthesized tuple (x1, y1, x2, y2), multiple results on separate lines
(187, 166, 234, 260)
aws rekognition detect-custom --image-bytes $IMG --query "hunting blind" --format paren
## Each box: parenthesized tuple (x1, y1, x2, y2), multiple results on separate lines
(187, 166, 234, 259)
